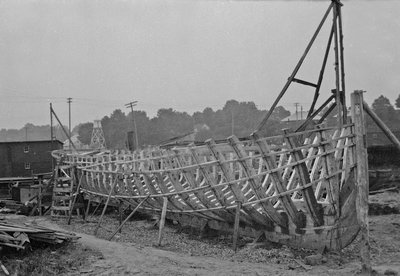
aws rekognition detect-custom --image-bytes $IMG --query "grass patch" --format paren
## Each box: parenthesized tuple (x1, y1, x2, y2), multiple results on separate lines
(1, 242, 103, 276)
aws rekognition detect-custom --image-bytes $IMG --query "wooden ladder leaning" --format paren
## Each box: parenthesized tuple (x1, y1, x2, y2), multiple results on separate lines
(51, 164, 84, 218)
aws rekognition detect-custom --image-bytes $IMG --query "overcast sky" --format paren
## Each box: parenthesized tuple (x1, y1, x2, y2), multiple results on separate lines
(0, 0, 399, 129)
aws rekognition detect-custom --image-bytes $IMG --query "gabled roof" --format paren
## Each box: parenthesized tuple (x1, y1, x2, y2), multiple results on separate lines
(0, 139, 63, 145)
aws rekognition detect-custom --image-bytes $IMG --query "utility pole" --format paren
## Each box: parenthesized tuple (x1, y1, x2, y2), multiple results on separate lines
(67, 97, 72, 139)
(50, 103, 54, 170)
(125, 101, 139, 150)
(294, 102, 299, 121)
(300, 105, 303, 120)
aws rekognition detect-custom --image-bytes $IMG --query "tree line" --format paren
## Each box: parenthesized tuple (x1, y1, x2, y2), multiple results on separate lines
(1, 94, 399, 149)
(76, 100, 291, 149)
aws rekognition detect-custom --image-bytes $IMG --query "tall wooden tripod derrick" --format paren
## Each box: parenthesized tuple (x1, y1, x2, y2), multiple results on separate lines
(256, 0, 347, 133)
(56, 98, 367, 251)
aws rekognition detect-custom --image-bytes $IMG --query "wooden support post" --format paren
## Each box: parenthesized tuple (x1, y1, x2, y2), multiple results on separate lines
(90, 199, 102, 218)
(118, 200, 123, 233)
(351, 91, 371, 274)
(94, 177, 118, 236)
(232, 201, 242, 252)
(67, 174, 83, 225)
(38, 177, 43, 216)
(157, 196, 168, 246)
(108, 195, 150, 241)
(84, 197, 91, 222)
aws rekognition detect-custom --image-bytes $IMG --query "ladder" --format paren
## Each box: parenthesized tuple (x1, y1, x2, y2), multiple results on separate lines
(51, 164, 84, 218)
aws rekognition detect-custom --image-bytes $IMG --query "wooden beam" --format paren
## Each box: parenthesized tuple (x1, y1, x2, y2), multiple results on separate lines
(108, 195, 150, 241)
(351, 91, 371, 274)
(232, 201, 242, 252)
(157, 196, 168, 246)
(228, 136, 285, 228)
(292, 78, 318, 88)
(255, 2, 334, 132)
(67, 173, 83, 225)
(206, 139, 272, 228)
(94, 176, 118, 235)
(251, 133, 301, 228)
(283, 131, 324, 227)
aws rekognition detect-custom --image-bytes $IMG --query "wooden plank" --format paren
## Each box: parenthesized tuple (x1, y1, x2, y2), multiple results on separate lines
(157, 197, 168, 246)
(68, 173, 83, 225)
(173, 152, 232, 222)
(51, 206, 71, 211)
(150, 151, 189, 212)
(351, 91, 371, 273)
(94, 176, 118, 235)
(316, 127, 339, 217)
(108, 195, 150, 240)
(189, 146, 235, 223)
(228, 136, 285, 228)
(232, 201, 242, 251)
(206, 139, 273, 228)
(251, 133, 301, 228)
(162, 156, 222, 221)
(283, 131, 324, 227)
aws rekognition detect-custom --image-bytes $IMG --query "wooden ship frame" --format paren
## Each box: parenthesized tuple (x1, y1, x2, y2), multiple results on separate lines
(49, 1, 382, 266)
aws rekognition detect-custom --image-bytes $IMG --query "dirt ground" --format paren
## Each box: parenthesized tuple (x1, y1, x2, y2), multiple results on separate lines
(3, 192, 400, 276)
(39, 196, 399, 276)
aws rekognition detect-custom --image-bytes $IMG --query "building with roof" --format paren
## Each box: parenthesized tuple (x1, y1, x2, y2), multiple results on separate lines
(0, 140, 63, 178)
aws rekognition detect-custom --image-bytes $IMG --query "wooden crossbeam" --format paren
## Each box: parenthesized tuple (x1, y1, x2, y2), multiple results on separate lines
(228, 136, 285, 228)
(108, 195, 150, 241)
(251, 133, 302, 228)
(292, 78, 318, 88)
(283, 131, 324, 227)
(206, 139, 273, 228)
(174, 151, 232, 222)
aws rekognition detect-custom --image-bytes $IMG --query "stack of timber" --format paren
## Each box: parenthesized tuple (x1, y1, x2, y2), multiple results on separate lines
(0, 221, 79, 250)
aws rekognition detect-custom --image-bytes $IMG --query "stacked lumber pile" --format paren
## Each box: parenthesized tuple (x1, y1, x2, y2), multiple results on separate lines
(0, 221, 79, 250)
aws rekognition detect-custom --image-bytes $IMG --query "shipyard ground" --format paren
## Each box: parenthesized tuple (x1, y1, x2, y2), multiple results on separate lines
(2, 192, 399, 276)
(52, 192, 399, 276)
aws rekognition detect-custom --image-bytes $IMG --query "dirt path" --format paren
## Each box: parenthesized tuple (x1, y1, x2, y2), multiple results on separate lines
(37, 218, 367, 276)
(11, 209, 399, 276)
(68, 231, 362, 276)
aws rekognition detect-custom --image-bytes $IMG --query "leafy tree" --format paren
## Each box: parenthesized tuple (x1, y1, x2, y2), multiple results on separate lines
(77, 122, 93, 145)
(371, 95, 396, 124)
(101, 109, 129, 149)
(395, 94, 400, 109)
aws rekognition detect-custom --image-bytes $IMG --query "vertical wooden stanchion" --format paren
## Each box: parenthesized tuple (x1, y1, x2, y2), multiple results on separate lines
(118, 200, 123, 233)
(232, 201, 242, 252)
(38, 177, 43, 216)
(67, 174, 83, 225)
(94, 176, 118, 236)
(108, 195, 150, 241)
(84, 197, 91, 222)
(351, 90, 371, 274)
(157, 197, 168, 246)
